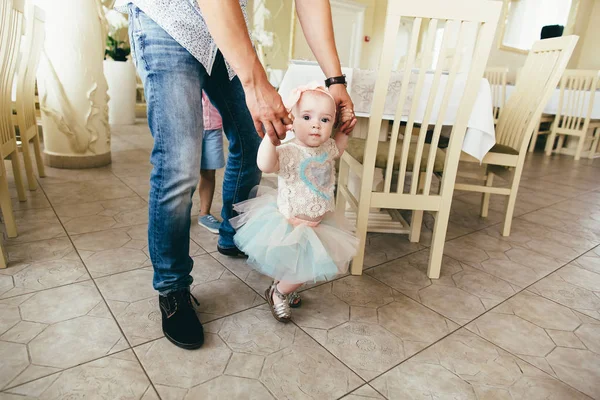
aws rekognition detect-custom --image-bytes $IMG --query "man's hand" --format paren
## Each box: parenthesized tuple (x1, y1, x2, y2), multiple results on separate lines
(328, 84, 357, 135)
(242, 70, 293, 145)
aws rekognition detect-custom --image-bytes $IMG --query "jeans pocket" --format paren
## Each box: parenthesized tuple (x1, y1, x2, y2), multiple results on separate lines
(127, 5, 148, 71)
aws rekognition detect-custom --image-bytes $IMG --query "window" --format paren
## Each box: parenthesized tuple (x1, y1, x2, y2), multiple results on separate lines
(499, 0, 575, 53)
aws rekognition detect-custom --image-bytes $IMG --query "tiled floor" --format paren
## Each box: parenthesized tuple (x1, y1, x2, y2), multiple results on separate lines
(1, 121, 600, 399)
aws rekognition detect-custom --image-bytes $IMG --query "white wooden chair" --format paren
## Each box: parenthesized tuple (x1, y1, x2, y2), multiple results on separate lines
(14, 4, 46, 190)
(484, 66, 508, 125)
(544, 69, 600, 160)
(453, 36, 579, 236)
(0, 0, 19, 240)
(1, 0, 27, 204)
(528, 114, 555, 152)
(589, 121, 600, 158)
(336, 0, 501, 278)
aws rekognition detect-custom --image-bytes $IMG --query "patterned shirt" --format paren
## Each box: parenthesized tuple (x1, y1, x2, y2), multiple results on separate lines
(115, 0, 248, 79)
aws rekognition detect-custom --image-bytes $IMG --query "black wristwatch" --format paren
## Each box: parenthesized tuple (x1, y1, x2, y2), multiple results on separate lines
(325, 75, 347, 88)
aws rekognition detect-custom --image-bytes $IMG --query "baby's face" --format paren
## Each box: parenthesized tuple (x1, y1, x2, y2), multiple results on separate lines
(292, 91, 336, 147)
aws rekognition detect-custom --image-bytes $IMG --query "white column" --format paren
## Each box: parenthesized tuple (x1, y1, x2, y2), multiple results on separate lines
(36, 0, 111, 168)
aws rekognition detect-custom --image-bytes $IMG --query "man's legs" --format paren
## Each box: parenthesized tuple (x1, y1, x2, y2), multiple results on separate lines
(129, 5, 206, 349)
(202, 53, 262, 253)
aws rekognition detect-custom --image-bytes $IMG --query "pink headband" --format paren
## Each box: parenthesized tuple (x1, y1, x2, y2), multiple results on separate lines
(284, 81, 336, 114)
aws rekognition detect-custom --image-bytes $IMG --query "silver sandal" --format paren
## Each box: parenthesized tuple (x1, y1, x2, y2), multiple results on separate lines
(265, 282, 292, 323)
(288, 291, 302, 308)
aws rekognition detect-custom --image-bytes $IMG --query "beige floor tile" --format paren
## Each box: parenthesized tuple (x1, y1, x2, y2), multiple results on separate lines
(134, 308, 362, 400)
(341, 385, 385, 400)
(0, 282, 126, 391)
(211, 252, 272, 296)
(483, 219, 597, 263)
(367, 250, 519, 325)
(2, 208, 66, 244)
(119, 175, 150, 201)
(9, 189, 50, 212)
(443, 231, 564, 287)
(467, 290, 600, 398)
(457, 186, 566, 218)
(362, 233, 424, 269)
(54, 196, 148, 235)
(2, 350, 153, 399)
(520, 206, 600, 242)
(3, 237, 76, 265)
(578, 190, 600, 206)
(371, 328, 590, 400)
(293, 275, 458, 380)
(576, 245, 600, 275)
(530, 260, 600, 321)
(110, 159, 153, 179)
(0, 238, 88, 299)
(42, 177, 136, 205)
(96, 255, 263, 345)
(72, 224, 204, 278)
(38, 166, 115, 187)
(520, 177, 590, 198)
(0, 258, 89, 299)
(189, 222, 220, 253)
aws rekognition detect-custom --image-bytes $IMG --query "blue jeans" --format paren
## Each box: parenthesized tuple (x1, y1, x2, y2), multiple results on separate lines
(128, 6, 262, 294)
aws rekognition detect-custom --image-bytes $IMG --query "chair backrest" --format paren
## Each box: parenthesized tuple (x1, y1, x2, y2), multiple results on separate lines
(553, 69, 599, 135)
(363, 0, 501, 199)
(495, 36, 578, 153)
(15, 4, 45, 134)
(484, 66, 508, 124)
(1, 0, 24, 148)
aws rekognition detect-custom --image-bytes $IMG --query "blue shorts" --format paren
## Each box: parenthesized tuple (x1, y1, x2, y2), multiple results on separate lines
(201, 128, 225, 170)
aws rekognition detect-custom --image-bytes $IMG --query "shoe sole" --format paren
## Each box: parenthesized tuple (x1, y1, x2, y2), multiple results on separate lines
(164, 331, 204, 350)
(197, 221, 220, 234)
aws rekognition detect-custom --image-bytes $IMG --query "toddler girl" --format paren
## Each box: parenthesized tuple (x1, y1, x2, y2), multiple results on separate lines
(230, 82, 358, 322)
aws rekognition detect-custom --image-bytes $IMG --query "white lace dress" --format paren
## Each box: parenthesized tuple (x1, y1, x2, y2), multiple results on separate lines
(230, 139, 358, 284)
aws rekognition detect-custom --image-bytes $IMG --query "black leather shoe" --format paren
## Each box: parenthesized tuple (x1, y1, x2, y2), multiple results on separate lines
(159, 288, 204, 350)
(217, 244, 248, 258)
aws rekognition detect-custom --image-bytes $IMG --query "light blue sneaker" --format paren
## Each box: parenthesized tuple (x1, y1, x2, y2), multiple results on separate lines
(197, 214, 221, 234)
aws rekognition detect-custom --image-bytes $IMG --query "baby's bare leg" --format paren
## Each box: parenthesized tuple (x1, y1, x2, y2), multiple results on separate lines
(273, 281, 303, 305)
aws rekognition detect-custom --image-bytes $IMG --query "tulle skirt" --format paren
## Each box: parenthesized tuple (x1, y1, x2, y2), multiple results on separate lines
(230, 187, 359, 284)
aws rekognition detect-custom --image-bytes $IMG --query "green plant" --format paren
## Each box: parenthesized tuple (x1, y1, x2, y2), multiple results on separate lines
(105, 35, 130, 62)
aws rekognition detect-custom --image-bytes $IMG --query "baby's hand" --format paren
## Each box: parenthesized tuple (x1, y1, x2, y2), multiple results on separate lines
(337, 106, 355, 136)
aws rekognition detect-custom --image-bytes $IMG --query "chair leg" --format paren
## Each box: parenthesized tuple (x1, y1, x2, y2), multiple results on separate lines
(351, 199, 369, 275)
(0, 173, 17, 238)
(427, 202, 452, 279)
(0, 243, 7, 269)
(21, 141, 38, 191)
(9, 153, 27, 202)
(545, 130, 557, 156)
(556, 135, 566, 154)
(501, 166, 522, 237)
(409, 172, 426, 243)
(574, 133, 586, 161)
(335, 159, 349, 215)
(589, 127, 600, 159)
(481, 171, 494, 218)
(409, 210, 423, 243)
(529, 121, 540, 153)
(33, 133, 46, 177)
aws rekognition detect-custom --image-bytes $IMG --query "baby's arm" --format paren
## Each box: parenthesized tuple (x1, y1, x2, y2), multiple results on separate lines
(257, 135, 280, 173)
(334, 132, 349, 158)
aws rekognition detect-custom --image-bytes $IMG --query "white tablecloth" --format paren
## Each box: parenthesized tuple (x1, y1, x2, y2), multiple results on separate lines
(278, 63, 495, 161)
(502, 85, 600, 119)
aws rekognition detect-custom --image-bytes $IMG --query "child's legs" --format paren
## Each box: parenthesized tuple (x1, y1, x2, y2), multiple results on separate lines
(199, 128, 225, 215)
(273, 281, 303, 304)
(199, 169, 216, 216)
